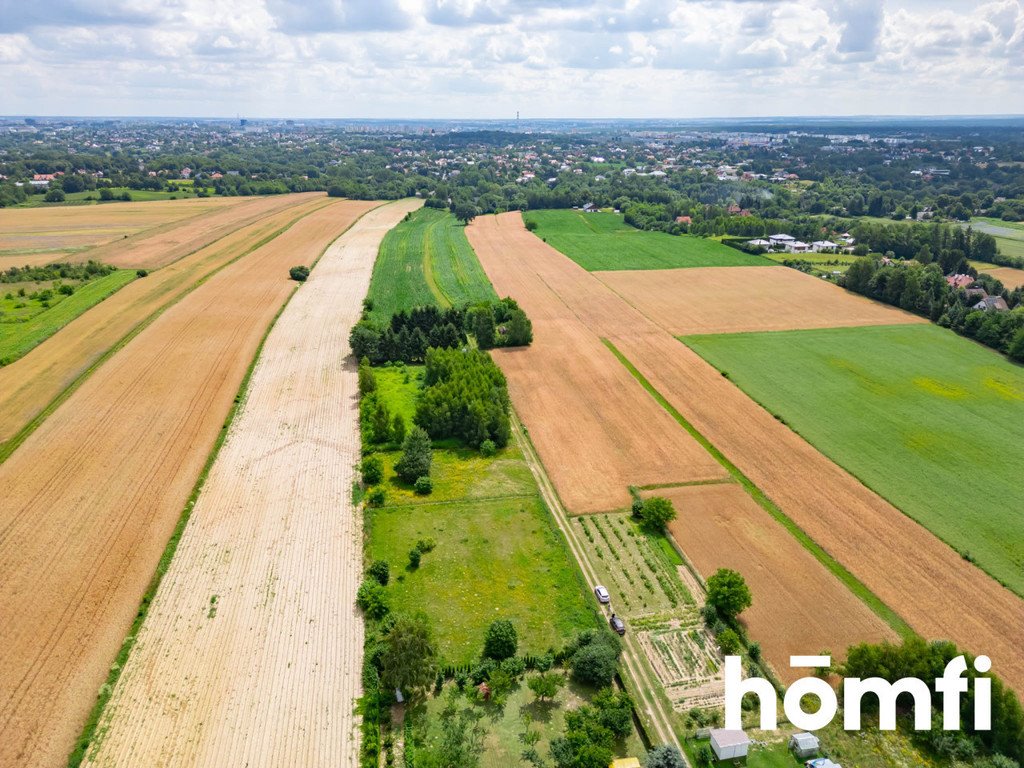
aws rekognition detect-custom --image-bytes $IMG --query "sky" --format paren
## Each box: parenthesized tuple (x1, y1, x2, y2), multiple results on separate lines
(1, 0, 1022, 119)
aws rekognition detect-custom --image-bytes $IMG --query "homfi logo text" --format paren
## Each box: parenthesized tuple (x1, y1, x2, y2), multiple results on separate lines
(724, 654, 992, 731)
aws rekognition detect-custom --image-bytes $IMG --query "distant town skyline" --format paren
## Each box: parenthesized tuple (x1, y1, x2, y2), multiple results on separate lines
(1, 0, 1022, 119)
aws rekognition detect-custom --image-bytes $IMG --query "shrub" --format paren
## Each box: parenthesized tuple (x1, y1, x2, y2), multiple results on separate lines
(135, 268, 148, 278)
(570, 631, 621, 687)
(527, 671, 564, 702)
(646, 745, 686, 768)
(483, 619, 518, 661)
(361, 455, 384, 486)
(358, 358, 377, 395)
(630, 497, 644, 518)
(391, 414, 406, 444)
(479, 439, 497, 457)
(717, 628, 741, 655)
(415, 538, 436, 553)
(289, 265, 310, 282)
(366, 487, 387, 507)
(356, 580, 390, 619)
(367, 560, 390, 586)
(408, 548, 421, 569)
(414, 476, 433, 495)
(395, 426, 432, 483)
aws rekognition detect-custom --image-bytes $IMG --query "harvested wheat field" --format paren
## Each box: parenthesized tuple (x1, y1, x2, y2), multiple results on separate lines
(470, 211, 1024, 698)
(466, 214, 727, 514)
(0, 197, 242, 254)
(595, 265, 926, 335)
(82, 199, 420, 768)
(0, 194, 331, 446)
(983, 266, 1024, 289)
(658, 484, 895, 680)
(88, 194, 321, 269)
(0, 198, 380, 768)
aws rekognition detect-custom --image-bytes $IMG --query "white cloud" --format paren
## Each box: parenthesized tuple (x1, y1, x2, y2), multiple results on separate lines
(0, 0, 1021, 117)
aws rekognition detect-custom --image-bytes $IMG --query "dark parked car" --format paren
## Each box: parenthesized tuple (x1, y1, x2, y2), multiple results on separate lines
(609, 613, 626, 635)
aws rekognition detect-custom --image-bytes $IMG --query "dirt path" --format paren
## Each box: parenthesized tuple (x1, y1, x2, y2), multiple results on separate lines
(512, 417, 688, 761)
(79, 200, 421, 768)
(0, 199, 379, 768)
(0, 195, 330, 447)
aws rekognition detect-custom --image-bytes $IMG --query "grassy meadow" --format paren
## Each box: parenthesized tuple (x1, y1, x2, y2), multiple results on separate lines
(366, 207, 497, 321)
(522, 209, 776, 271)
(362, 365, 595, 666)
(683, 323, 1024, 594)
(0, 270, 136, 365)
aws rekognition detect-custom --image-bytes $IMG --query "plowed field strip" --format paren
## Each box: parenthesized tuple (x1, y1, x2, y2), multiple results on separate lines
(0, 199, 379, 768)
(81, 199, 421, 768)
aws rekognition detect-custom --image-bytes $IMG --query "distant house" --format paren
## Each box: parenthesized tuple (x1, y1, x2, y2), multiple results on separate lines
(789, 732, 819, 759)
(974, 296, 1009, 312)
(786, 240, 811, 254)
(709, 729, 750, 761)
(727, 203, 742, 214)
(769, 233, 796, 248)
(964, 287, 988, 301)
(811, 240, 838, 253)
(676, 215, 692, 225)
(946, 274, 975, 290)
(747, 238, 771, 249)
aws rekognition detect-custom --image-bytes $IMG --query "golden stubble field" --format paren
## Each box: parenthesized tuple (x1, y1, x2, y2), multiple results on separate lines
(0, 194, 330, 445)
(82, 199, 422, 768)
(0, 198, 380, 768)
(467, 212, 1024, 697)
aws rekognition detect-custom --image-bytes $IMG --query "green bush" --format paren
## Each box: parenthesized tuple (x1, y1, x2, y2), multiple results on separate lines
(408, 548, 422, 569)
(366, 487, 387, 507)
(361, 455, 384, 486)
(289, 265, 310, 282)
(483, 619, 518, 661)
(356, 580, 390, 619)
(479, 439, 496, 457)
(367, 560, 390, 586)
(414, 475, 433, 495)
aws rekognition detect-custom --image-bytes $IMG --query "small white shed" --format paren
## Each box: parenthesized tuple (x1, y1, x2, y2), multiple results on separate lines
(789, 731, 819, 758)
(709, 728, 750, 761)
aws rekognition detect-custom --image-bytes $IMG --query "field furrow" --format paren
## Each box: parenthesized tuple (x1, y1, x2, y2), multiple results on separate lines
(0, 198, 380, 768)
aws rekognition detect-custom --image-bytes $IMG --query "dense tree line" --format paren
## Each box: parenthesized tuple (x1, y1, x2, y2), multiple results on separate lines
(350, 306, 467, 364)
(841, 638, 1024, 764)
(842, 258, 1024, 360)
(350, 300, 532, 364)
(2, 260, 115, 283)
(414, 348, 511, 448)
(848, 221, 999, 269)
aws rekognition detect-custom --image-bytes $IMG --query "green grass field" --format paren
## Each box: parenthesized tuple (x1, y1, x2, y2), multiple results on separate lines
(366, 496, 593, 665)
(367, 207, 497, 321)
(970, 217, 1024, 260)
(683, 323, 1024, 594)
(17, 187, 213, 207)
(362, 361, 595, 666)
(522, 209, 777, 271)
(0, 270, 136, 365)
